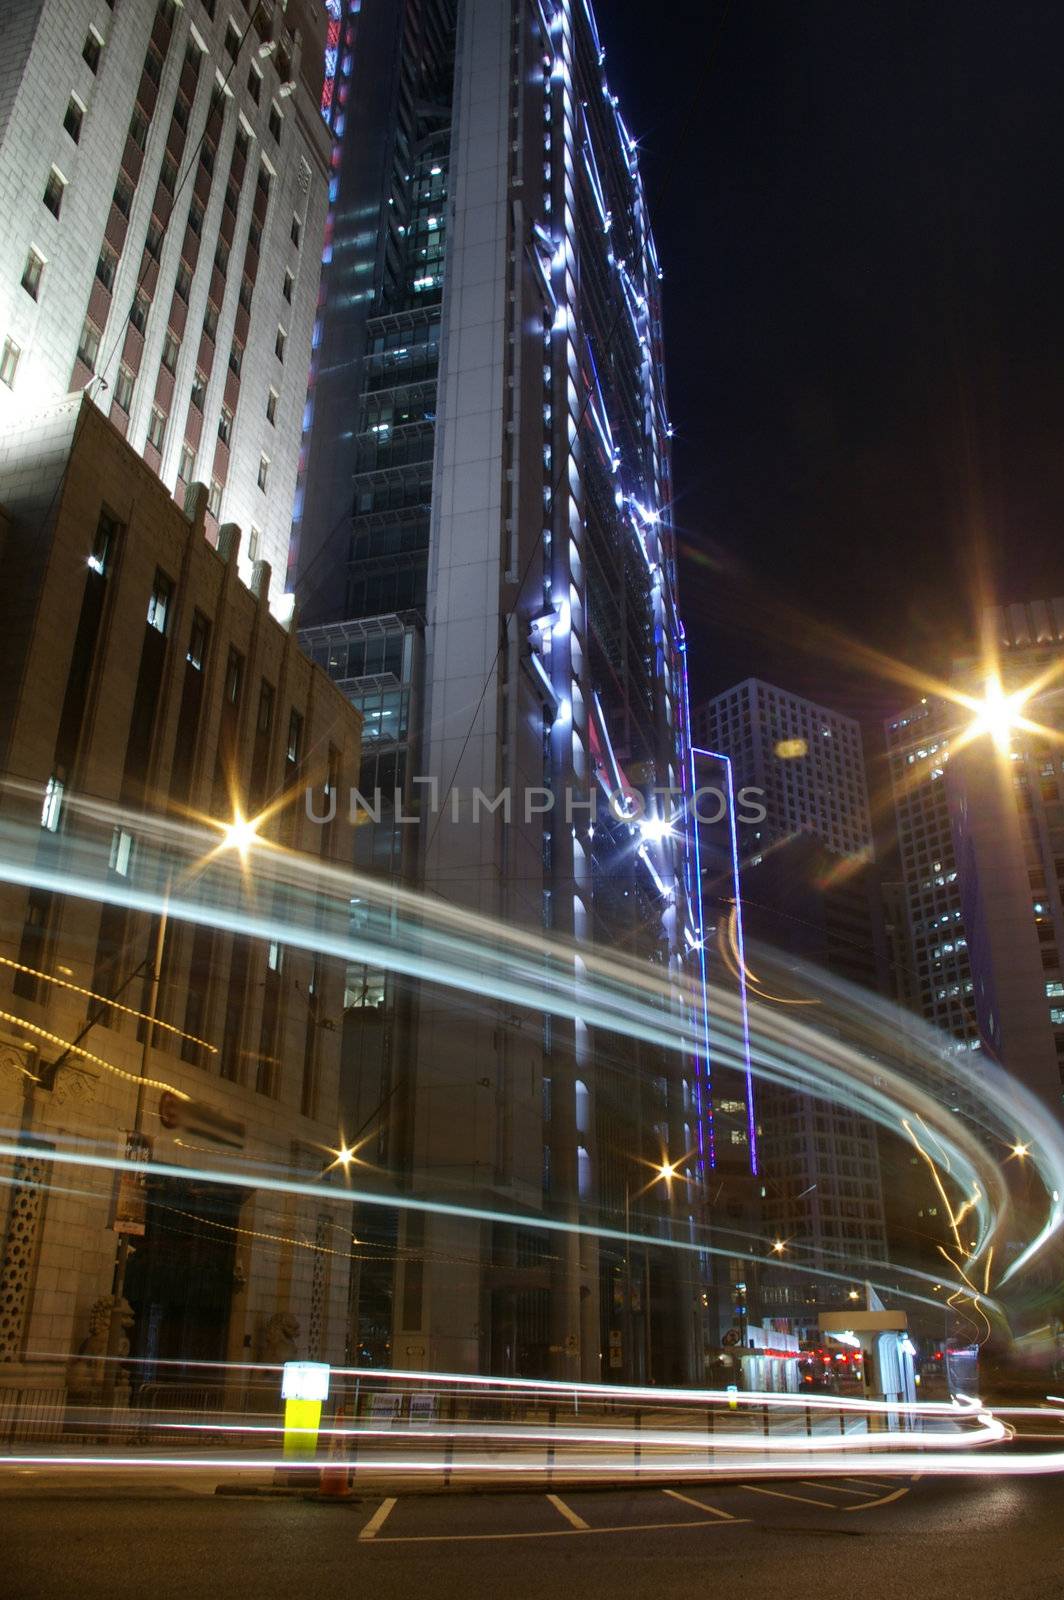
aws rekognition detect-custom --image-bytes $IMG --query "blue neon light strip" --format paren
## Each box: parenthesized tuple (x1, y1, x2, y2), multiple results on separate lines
(693, 744, 759, 1176)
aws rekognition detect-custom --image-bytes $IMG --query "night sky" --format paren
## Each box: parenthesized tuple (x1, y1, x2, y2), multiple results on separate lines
(604, 0, 1064, 732)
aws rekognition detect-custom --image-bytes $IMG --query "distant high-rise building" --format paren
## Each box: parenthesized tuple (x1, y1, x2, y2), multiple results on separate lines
(695, 679, 873, 860)
(696, 680, 888, 1325)
(293, 0, 709, 1384)
(947, 599, 1064, 1113)
(0, 0, 330, 608)
(884, 697, 980, 1049)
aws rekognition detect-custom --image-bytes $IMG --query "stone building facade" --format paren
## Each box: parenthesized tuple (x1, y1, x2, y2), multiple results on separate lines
(0, 395, 360, 1403)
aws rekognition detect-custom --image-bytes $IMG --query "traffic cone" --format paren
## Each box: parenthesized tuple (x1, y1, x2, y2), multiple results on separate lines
(318, 1405, 353, 1500)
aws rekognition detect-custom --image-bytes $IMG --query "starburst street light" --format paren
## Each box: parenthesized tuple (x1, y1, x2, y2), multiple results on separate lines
(771, 1238, 786, 1255)
(962, 674, 1033, 755)
(1011, 1141, 1031, 1160)
(220, 807, 262, 860)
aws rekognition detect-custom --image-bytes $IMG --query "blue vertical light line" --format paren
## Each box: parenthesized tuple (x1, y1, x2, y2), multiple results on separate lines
(679, 638, 713, 1172)
(693, 745, 759, 1176)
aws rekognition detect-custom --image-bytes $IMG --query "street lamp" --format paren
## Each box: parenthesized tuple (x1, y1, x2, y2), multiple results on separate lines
(624, 1157, 685, 1383)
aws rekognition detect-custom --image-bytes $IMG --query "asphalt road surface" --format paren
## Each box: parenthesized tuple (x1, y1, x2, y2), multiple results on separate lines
(4, 1472, 1061, 1600)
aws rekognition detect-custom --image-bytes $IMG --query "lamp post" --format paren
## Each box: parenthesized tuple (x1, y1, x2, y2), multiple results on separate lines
(100, 888, 169, 1409)
(623, 1159, 683, 1385)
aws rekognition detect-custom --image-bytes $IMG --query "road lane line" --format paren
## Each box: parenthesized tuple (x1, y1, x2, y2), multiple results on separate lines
(842, 1476, 895, 1489)
(799, 1480, 879, 1498)
(367, 1518, 749, 1545)
(845, 1486, 911, 1512)
(546, 1493, 589, 1530)
(663, 1488, 735, 1520)
(740, 1484, 836, 1509)
(359, 1497, 398, 1540)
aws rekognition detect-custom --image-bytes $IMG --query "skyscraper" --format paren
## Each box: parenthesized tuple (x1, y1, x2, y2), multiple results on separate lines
(0, 0, 330, 606)
(695, 679, 888, 1325)
(947, 599, 1064, 1113)
(884, 697, 980, 1050)
(695, 679, 873, 860)
(294, 0, 708, 1383)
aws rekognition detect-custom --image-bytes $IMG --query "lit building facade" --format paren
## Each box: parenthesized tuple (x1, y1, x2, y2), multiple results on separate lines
(884, 697, 980, 1048)
(947, 599, 1064, 1113)
(695, 680, 888, 1322)
(293, 0, 712, 1383)
(0, 396, 361, 1398)
(695, 679, 873, 862)
(0, 0, 330, 608)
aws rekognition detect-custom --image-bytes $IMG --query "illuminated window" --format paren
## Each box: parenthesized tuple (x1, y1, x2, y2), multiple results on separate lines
(147, 569, 171, 632)
(217, 404, 233, 444)
(257, 453, 269, 491)
(83, 29, 102, 72)
(114, 364, 134, 412)
(190, 368, 206, 409)
(207, 478, 222, 517)
(266, 387, 278, 425)
(41, 776, 64, 833)
(161, 330, 180, 373)
(130, 290, 150, 334)
(178, 442, 195, 481)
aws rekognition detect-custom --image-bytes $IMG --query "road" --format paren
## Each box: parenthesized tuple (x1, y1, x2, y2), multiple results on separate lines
(4, 1471, 1061, 1600)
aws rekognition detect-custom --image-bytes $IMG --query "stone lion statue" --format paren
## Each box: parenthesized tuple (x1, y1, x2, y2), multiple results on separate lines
(67, 1296, 134, 1401)
(260, 1311, 300, 1365)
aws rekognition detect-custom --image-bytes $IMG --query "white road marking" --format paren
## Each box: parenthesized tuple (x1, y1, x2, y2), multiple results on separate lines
(740, 1483, 837, 1509)
(366, 1517, 748, 1545)
(359, 1496, 398, 1540)
(663, 1488, 735, 1520)
(799, 1480, 880, 1498)
(546, 1492, 589, 1530)
(845, 1485, 911, 1512)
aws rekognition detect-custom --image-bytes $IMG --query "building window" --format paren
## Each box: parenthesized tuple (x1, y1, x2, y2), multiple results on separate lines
(63, 95, 84, 144)
(41, 775, 65, 833)
(175, 260, 192, 301)
(225, 21, 241, 59)
(202, 302, 218, 340)
(89, 509, 118, 575)
(266, 387, 278, 425)
(256, 165, 271, 204)
(21, 249, 44, 300)
(144, 41, 165, 85)
(238, 274, 253, 312)
(160, 153, 178, 195)
(190, 368, 207, 409)
(95, 243, 118, 291)
(130, 290, 150, 334)
(286, 708, 303, 765)
(282, 267, 293, 303)
(129, 107, 149, 150)
(225, 646, 243, 705)
(218, 405, 233, 444)
(188, 198, 204, 236)
(145, 218, 164, 259)
(268, 103, 282, 143)
(77, 319, 101, 371)
(178, 441, 195, 481)
(228, 340, 243, 376)
(247, 64, 261, 103)
(146, 404, 167, 450)
(147, 568, 172, 633)
(43, 168, 66, 218)
(207, 478, 222, 517)
(161, 330, 180, 373)
(257, 454, 269, 491)
(113, 172, 134, 217)
(109, 827, 133, 876)
(248, 525, 261, 561)
(274, 326, 286, 362)
(235, 122, 250, 161)
(213, 237, 230, 276)
(290, 213, 301, 248)
(83, 29, 102, 73)
(174, 93, 191, 131)
(257, 680, 274, 734)
(187, 609, 210, 670)
(0, 338, 21, 389)
(114, 364, 134, 412)
(224, 176, 240, 216)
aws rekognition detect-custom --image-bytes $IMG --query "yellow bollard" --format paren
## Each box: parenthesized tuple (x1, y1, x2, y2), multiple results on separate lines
(281, 1362, 330, 1460)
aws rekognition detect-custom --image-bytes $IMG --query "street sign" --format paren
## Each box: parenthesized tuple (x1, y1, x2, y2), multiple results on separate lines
(112, 1132, 152, 1235)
